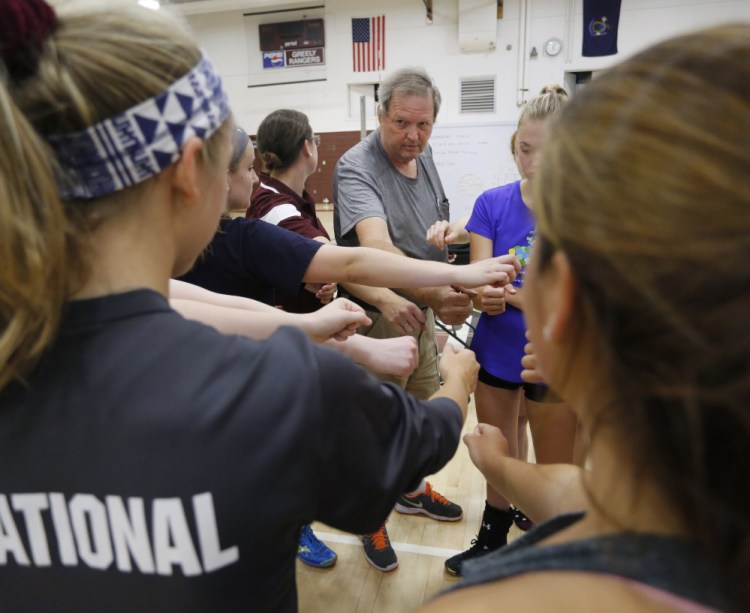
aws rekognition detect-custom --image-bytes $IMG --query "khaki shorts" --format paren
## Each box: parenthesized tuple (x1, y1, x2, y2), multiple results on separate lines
(359, 308, 440, 400)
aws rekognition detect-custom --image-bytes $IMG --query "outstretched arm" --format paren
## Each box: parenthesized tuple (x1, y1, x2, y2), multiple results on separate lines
(303, 242, 519, 292)
(464, 423, 587, 522)
(469, 232, 519, 315)
(171, 280, 419, 371)
(169, 280, 369, 343)
(171, 297, 368, 343)
(170, 279, 278, 313)
(300, 226, 506, 310)
(348, 217, 518, 326)
(428, 344, 480, 423)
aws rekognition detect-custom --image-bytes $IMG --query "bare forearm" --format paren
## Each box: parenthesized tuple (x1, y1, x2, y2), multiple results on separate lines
(349, 220, 471, 312)
(346, 248, 471, 288)
(340, 282, 398, 308)
(169, 279, 277, 313)
(359, 237, 406, 256)
(405, 285, 442, 307)
(481, 457, 587, 522)
(349, 284, 442, 313)
(343, 282, 440, 316)
(323, 335, 367, 363)
(308, 245, 453, 290)
(352, 242, 440, 303)
(344, 249, 450, 307)
(170, 298, 295, 339)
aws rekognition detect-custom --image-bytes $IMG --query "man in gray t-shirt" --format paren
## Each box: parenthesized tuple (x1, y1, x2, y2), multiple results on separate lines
(334, 128, 449, 264)
(333, 67, 473, 573)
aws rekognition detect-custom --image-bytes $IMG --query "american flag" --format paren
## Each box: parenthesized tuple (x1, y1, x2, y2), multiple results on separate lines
(352, 16, 385, 73)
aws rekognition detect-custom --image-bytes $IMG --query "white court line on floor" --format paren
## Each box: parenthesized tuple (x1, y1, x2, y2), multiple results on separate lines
(313, 531, 462, 558)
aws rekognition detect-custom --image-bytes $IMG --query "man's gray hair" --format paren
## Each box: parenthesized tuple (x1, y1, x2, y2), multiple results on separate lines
(377, 67, 441, 119)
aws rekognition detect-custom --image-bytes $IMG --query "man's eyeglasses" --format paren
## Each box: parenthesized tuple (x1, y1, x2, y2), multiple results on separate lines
(310, 134, 321, 146)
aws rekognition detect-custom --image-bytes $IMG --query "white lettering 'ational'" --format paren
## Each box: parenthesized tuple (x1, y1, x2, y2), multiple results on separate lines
(0, 495, 30, 565)
(106, 496, 155, 573)
(12, 494, 51, 566)
(152, 498, 202, 576)
(70, 494, 114, 570)
(0, 492, 239, 576)
(49, 493, 77, 566)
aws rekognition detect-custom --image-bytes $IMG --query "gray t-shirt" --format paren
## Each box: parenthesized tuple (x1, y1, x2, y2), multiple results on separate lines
(333, 129, 450, 264)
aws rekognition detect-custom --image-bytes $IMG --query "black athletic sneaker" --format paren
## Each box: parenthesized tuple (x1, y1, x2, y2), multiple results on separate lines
(444, 504, 514, 576)
(361, 524, 398, 572)
(394, 481, 463, 521)
(444, 535, 495, 576)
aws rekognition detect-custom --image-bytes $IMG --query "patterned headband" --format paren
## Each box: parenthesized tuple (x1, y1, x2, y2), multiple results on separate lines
(46, 55, 231, 200)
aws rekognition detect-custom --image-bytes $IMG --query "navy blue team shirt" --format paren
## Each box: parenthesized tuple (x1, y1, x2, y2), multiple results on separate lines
(0, 290, 463, 611)
(178, 216, 323, 305)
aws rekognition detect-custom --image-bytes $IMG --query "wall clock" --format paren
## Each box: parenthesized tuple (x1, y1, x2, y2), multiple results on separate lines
(544, 37, 563, 57)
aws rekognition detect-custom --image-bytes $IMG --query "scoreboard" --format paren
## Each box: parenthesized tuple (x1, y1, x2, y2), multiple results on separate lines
(259, 18, 325, 52)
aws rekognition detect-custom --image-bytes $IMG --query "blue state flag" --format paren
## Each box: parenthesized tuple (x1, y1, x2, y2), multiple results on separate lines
(582, 0, 622, 57)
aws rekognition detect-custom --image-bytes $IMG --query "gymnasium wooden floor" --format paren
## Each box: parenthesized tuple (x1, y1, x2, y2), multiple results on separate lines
(296, 395, 530, 612)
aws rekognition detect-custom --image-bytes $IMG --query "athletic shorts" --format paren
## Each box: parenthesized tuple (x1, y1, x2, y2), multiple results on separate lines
(478, 368, 559, 403)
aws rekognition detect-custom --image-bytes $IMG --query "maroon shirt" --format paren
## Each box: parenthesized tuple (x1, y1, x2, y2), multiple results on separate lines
(247, 174, 331, 313)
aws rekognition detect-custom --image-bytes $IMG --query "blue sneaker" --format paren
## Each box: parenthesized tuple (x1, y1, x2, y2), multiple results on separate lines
(297, 524, 337, 568)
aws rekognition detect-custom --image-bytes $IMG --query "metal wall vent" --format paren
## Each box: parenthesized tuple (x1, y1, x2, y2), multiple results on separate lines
(460, 77, 495, 113)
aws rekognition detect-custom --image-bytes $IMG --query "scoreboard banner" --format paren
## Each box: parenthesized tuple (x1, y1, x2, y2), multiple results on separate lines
(286, 48, 324, 66)
(262, 48, 325, 69)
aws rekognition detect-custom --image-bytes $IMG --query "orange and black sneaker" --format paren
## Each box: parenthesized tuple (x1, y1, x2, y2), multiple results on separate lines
(360, 523, 398, 571)
(395, 481, 463, 521)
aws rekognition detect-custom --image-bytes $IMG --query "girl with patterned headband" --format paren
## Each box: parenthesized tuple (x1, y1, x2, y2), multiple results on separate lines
(0, 1, 484, 610)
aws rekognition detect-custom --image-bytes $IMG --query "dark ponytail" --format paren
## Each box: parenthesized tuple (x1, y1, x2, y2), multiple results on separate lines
(256, 109, 311, 172)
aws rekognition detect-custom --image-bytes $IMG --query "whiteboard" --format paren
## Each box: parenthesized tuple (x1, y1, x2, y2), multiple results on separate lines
(431, 122, 520, 223)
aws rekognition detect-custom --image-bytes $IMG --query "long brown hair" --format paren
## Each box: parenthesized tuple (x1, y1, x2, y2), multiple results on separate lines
(535, 25, 750, 610)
